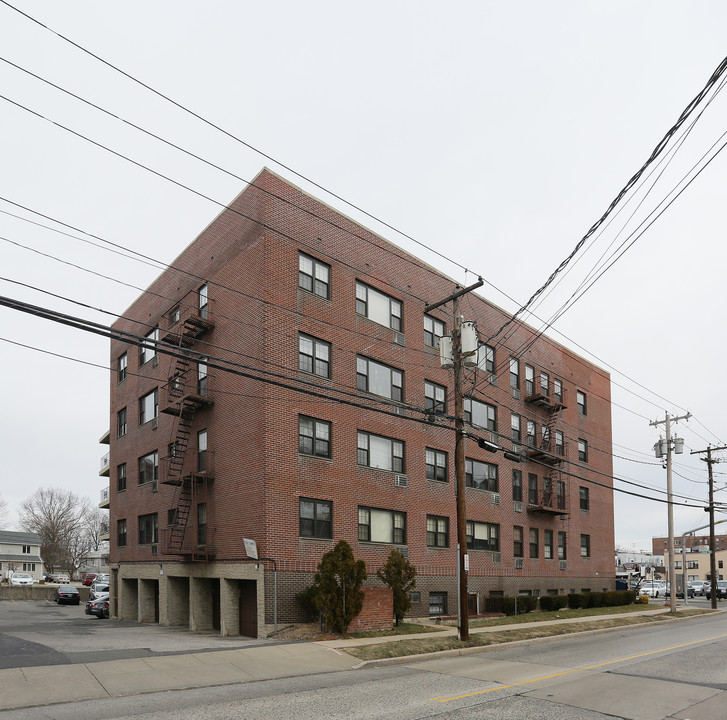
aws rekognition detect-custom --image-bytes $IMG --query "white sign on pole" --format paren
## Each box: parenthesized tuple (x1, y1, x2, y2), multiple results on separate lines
(464, 554, 469, 572)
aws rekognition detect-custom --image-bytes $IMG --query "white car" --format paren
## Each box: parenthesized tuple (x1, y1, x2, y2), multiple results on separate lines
(9, 573, 34, 587)
(639, 582, 665, 598)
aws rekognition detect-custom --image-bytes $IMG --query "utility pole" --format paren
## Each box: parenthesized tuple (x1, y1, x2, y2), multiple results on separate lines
(650, 412, 690, 614)
(690, 444, 727, 610)
(425, 278, 483, 642)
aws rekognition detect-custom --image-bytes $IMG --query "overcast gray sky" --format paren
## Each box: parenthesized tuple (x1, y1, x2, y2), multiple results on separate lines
(1, 1, 726, 553)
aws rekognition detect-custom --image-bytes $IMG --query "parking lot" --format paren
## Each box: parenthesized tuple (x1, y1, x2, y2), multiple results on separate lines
(0, 598, 275, 670)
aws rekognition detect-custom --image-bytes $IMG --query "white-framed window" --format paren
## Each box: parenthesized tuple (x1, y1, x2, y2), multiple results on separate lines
(138, 451, 158, 485)
(554, 378, 563, 403)
(465, 458, 498, 492)
(357, 432, 404, 473)
(466, 521, 499, 552)
(140, 327, 158, 365)
(577, 390, 587, 416)
(138, 513, 158, 545)
(578, 438, 588, 463)
(525, 365, 535, 395)
(198, 283, 209, 319)
(424, 314, 445, 347)
(358, 506, 406, 544)
(526, 419, 536, 447)
(464, 397, 497, 431)
(197, 360, 208, 396)
(427, 515, 449, 547)
(356, 357, 403, 400)
(477, 344, 495, 374)
(424, 381, 446, 414)
(510, 358, 519, 389)
(555, 430, 564, 455)
(298, 252, 331, 299)
(298, 416, 331, 458)
(355, 281, 402, 331)
(299, 334, 331, 378)
(118, 352, 128, 383)
(540, 372, 549, 396)
(139, 388, 159, 425)
(300, 497, 332, 539)
(511, 413, 521, 442)
(425, 448, 447, 482)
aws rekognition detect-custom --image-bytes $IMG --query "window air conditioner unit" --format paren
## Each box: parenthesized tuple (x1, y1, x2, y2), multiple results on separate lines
(393, 331, 405, 346)
(560, 560, 567, 571)
(395, 475, 408, 488)
(511, 388, 521, 400)
(492, 553, 502, 563)
(491, 493, 501, 505)
(515, 558, 524, 569)
(513, 501, 523, 512)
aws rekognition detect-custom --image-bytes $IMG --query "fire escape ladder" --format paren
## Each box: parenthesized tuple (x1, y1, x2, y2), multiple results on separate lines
(167, 479, 193, 552)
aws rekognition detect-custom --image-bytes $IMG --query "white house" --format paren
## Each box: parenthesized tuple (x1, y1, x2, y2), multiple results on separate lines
(0, 531, 44, 582)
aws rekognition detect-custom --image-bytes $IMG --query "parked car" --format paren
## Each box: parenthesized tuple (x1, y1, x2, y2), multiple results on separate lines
(9, 572, 34, 587)
(46, 573, 70, 583)
(95, 573, 110, 584)
(639, 582, 665, 598)
(53, 585, 80, 605)
(89, 582, 109, 600)
(84, 592, 109, 619)
(666, 584, 695, 599)
(82, 573, 97, 586)
(705, 581, 727, 600)
(688, 581, 706, 596)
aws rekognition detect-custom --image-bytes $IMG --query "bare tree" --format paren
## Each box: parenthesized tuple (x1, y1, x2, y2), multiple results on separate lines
(19, 488, 90, 577)
(84, 508, 110, 553)
(0, 493, 9, 530)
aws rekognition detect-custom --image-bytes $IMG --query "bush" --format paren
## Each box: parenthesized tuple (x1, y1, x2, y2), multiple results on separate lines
(377, 550, 417, 626)
(295, 585, 319, 621)
(484, 595, 536, 615)
(539, 594, 568, 612)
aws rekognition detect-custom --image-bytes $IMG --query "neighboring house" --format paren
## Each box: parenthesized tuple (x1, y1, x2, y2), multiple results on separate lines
(0, 531, 44, 582)
(107, 168, 615, 637)
(664, 545, 727, 583)
(652, 533, 727, 556)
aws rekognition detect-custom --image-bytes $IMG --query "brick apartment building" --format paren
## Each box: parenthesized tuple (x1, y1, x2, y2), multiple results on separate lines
(106, 168, 615, 636)
(652, 533, 727, 556)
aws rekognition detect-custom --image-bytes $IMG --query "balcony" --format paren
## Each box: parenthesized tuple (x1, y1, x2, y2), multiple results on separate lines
(99, 486, 110, 509)
(524, 385, 566, 412)
(99, 451, 110, 477)
(159, 525, 217, 560)
(159, 289, 214, 346)
(527, 490, 568, 517)
(99, 429, 110, 445)
(527, 439, 567, 466)
(160, 369, 213, 417)
(161, 449, 215, 486)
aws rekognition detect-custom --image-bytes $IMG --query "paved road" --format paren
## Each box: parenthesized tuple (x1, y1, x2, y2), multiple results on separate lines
(1, 605, 726, 719)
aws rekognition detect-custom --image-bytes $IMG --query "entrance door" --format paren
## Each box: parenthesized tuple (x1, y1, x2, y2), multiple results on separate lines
(239, 580, 257, 637)
(467, 593, 478, 616)
(212, 583, 221, 631)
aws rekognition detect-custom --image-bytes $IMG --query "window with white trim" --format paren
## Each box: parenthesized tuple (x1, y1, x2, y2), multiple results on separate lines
(477, 344, 495, 374)
(424, 314, 445, 347)
(424, 381, 446, 414)
(465, 458, 498, 492)
(511, 413, 521, 442)
(425, 448, 447, 482)
(118, 352, 127, 383)
(358, 506, 406, 544)
(510, 358, 519, 389)
(525, 365, 535, 395)
(139, 388, 159, 425)
(427, 515, 449, 547)
(298, 416, 331, 458)
(356, 357, 403, 400)
(464, 398, 497, 431)
(138, 451, 158, 485)
(140, 327, 158, 365)
(577, 390, 587, 416)
(298, 334, 331, 378)
(298, 252, 331, 299)
(357, 432, 404, 473)
(356, 282, 402, 330)
(578, 438, 588, 463)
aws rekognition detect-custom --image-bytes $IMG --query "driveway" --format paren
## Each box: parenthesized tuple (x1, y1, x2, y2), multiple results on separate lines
(0, 599, 277, 669)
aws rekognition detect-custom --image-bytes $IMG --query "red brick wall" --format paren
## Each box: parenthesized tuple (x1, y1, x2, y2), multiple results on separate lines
(348, 587, 394, 632)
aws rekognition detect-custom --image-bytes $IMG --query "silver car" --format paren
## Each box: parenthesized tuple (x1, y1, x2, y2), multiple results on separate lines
(9, 572, 34, 587)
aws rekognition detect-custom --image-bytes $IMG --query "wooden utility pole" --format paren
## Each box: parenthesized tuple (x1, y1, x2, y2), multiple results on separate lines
(425, 278, 482, 642)
(690, 444, 727, 610)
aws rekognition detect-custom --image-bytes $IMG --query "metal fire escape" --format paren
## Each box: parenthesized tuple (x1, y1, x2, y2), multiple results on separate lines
(524, 381, 569, 518)
(158, 290, 215, 560)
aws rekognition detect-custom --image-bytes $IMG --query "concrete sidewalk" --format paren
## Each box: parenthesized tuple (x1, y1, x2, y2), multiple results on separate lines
(0, 606, 688, 712)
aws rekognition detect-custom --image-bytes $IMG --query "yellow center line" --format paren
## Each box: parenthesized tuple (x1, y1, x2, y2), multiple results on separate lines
(434, 632, 727, 702)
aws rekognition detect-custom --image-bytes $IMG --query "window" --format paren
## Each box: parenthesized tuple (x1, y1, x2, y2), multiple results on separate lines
(580, 534, 591, 558)
(118, 352, 127, 383)
(299, 416, 331, 458)
(139, 451, 159, 485)
(117, 463, 127, 492)
(579, 486, 590, 511)
(358, 507, 406, 544)
(357, 357, 403, 400)
(577, 391, 587, 416)
(529, 528, 539, 558)
(510, 358, 519, 389)
(139, 388, 159, 425)
(117, 519, 127, 547)
(513, 526, 524, 557)
(466, 521, 499, 552)
(138, 513, 158, 545)
(540, 372, 549, 396)
(357, 432, 404, 473)
(427, 515, 449, 547)
(512, 470, 523, 502)
(526, 419, 536, 447)
(21, 545, 30, 554)
(424, 314, 445, 347)
(558, 531, 567, 560)
(169, 306, 180, 325)
(528, 473, 538, 504)
(578, 439, 588, 463)
(525, 365, 534, 395)
(298, 252, 330, 299)
(465, 458, 498, 492)
(477, 344, 495, 374)
(299, 498, 332, 539)
(299, 334, 331, 378)
(356, 282, 402, 331)
(197, 429, 208, 473)
(198, 283, 209, 319)
(140, 327, 158, 365)
(198, 360, 208, 396)
(544, 529, 553, 559)
(117, 407, 127, 437)
(511, 413, 521, 442)
(555, 430, 564, 456)
(426, 448, 448, 482)
(464, 398, 497, 431)
(168, 508, 178, 526)
(197, 503, 207, 546)
(554, 379, 563, 403)
(22, 563, 35, 572)
(424, 381, 446, 413)
(429, 591, 447, 616)
(556, 480, 566, 510)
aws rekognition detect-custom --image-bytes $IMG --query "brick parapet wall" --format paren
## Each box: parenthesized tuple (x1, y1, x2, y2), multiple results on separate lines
(347, 587, 393, 632)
